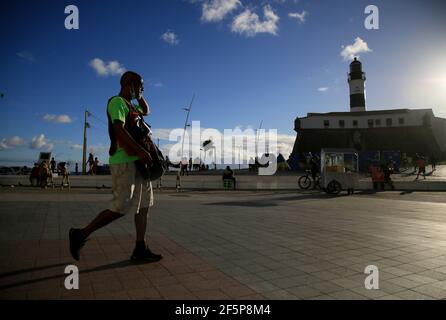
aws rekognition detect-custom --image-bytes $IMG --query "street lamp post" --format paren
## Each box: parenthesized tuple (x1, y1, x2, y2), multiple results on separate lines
(82, 110, 90, 175)
(181, 94, 195, 161)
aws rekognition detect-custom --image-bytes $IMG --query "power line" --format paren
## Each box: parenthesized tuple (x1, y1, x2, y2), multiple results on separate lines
(88, 112, 108, 127)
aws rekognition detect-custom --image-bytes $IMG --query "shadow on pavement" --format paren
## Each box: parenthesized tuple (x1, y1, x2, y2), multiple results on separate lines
(0, 259, 153, 290)
(204, 192, 348, 207)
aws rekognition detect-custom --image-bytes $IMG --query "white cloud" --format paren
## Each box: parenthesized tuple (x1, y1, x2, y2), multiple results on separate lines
(30, 134, 53, 151)
(161, 31, 180, 45)
(340, 37, 372, 61)
(152, 128, 176, 141)
(0, 136, 26, 150)
(16, 51, 35, 62)
(149, 81, 164, 88)
(318, 87, 328, 92)
(201, 0, 241, 22)
(71, 144, 83, 150)
(88, 144, 109, 156)
(89, 58, 126, 76)
(43, 114, 73, 124)
(231, 5, 279, 37)
(288, 11, 307, 23)
(276, 133, 296, 159)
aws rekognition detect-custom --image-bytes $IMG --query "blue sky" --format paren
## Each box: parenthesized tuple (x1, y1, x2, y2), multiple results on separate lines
(1, 0, 445, 167)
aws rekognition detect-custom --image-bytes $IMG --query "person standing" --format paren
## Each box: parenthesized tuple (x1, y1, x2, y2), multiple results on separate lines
(310, 154, 320, 189)
(430, 154, 437, 172)
(50, 157, 56, 174)
(415, 155, 427, 180)
(30, 163, 40, 186)
(381, 161, 395, 190)
(39, 161, 50, 188)
(93, 157, 99, 175)
(87, 153, 94, 175)
(69, 71, 162, 262)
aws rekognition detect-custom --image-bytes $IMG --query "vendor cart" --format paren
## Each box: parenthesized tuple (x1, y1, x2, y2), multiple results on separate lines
(320, 148, 359, 195)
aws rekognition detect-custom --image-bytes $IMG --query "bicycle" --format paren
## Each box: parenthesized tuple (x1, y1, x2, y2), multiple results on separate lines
(298, 170, 320, 190)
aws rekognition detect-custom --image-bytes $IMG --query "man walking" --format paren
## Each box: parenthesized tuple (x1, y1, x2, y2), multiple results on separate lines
(69, 71, 162, 262)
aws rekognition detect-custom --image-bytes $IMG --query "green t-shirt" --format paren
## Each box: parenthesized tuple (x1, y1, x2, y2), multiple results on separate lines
(107, 96, 143, 165)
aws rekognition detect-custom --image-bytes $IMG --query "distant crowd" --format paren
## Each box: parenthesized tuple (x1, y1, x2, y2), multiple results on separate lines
(29, 158, 69, 188)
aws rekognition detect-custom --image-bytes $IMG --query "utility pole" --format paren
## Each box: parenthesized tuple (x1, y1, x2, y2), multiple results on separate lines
(82, 110, 90, 175)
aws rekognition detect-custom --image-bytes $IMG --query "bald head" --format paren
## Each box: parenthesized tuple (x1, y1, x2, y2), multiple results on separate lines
(120, 71, 141, 87)
(119, 71, 144, 100)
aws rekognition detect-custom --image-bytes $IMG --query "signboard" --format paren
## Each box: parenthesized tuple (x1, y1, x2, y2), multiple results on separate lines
(38, 152, 52, 165)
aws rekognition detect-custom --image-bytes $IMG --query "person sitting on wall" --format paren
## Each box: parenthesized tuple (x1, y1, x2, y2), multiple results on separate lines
(222, 166, 236, 190)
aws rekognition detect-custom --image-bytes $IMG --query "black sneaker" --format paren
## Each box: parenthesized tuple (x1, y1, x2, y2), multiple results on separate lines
(69, 228, 88, 261)
(131, 246, 163, 262)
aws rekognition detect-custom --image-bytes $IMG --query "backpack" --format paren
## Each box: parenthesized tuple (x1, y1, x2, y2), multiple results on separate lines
(107, 96, 166, 181)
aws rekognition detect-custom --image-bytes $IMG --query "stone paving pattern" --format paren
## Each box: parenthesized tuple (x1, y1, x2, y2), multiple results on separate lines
(1, 188, 446, 300)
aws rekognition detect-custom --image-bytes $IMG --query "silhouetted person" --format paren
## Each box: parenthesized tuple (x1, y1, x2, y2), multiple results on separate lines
(39, 161, 50, 188)
(222, 166, 236, 190)
(50, 157, 56, 173)
(430, 154, 437, 171)
(180, 158, 188, 176)
(310, 154, 320, 188)
(87, 153, 94, 175)
(381, 161, 395, 190)
(58, 162, 69, 186)
(30, 163, 40, 186)
(415, 156, 426, 180)
(69, 71, 162, 263)
(92, 157, 99, 175)
(413, 153, 420, 174)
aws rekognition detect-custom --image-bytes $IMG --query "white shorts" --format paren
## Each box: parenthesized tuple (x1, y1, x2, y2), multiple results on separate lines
(110, 162, 153, 215)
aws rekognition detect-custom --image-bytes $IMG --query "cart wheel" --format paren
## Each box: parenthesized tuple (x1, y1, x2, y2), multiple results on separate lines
(327, 180, 342, 195)
(298, 175, 312, 189)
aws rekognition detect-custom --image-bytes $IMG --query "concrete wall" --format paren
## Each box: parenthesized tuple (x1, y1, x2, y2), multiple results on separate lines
(432, 117, 446, 152)
(1, 174, 445, 191)
(289, 125, 446, 164)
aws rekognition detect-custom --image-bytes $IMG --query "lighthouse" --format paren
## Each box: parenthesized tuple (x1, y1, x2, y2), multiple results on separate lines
(348, 57, 366, 112)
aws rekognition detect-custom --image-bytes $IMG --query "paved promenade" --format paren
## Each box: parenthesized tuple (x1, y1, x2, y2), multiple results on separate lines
(1, 188, 446, 300)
